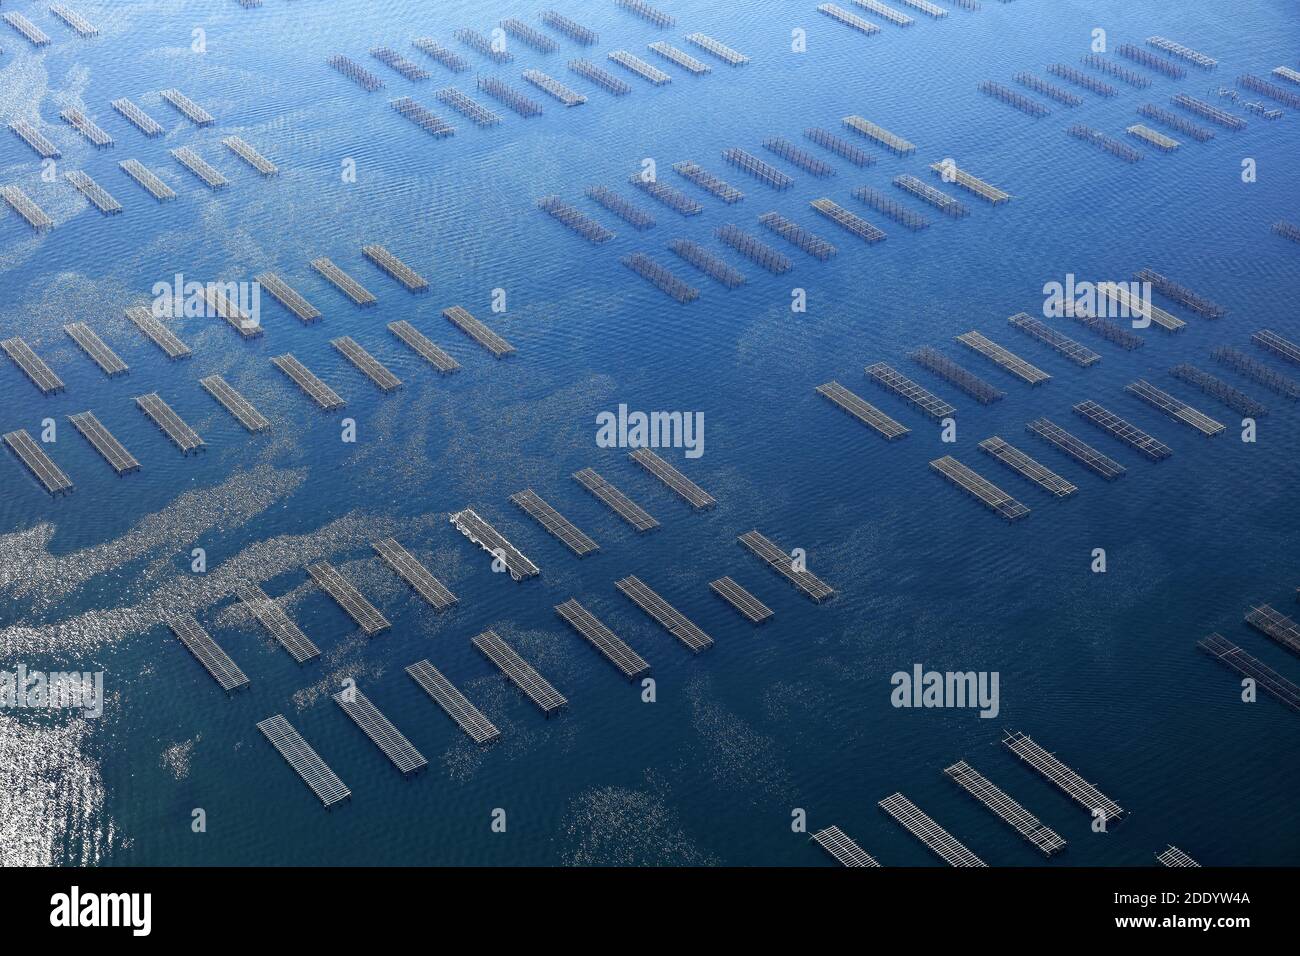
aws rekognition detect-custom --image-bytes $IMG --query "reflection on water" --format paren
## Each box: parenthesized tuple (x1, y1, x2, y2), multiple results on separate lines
(0, 713, 116, 866)
(1, 0, 1298, 866)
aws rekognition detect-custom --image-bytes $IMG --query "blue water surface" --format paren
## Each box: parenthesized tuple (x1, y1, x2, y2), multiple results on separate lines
(0, 0, 1298, 866)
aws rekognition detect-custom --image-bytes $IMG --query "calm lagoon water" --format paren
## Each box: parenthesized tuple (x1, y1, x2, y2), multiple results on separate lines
(1, 0, 1298, 866)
